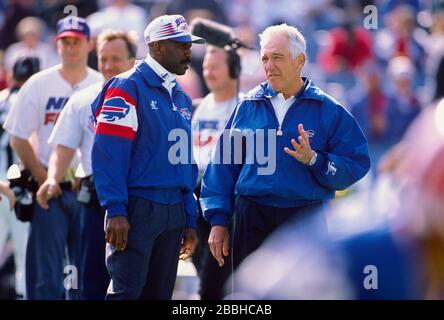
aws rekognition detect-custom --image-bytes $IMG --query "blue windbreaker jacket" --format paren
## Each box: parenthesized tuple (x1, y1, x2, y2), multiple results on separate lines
(200, 78, 371, 227)
(91, 61, 198, 228)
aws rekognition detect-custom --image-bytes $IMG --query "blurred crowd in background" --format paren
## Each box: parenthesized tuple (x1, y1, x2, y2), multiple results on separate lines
(2, 0, 443, 165)
(1, 0, 444, 300)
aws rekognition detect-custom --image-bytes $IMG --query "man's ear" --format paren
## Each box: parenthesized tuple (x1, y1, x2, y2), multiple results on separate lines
(153, 41, 165, 56)
(297, 53, 306, 68)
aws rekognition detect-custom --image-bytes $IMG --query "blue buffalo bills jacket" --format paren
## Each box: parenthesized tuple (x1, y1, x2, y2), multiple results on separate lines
(200, 78, 371, 227)
(91, 61, 197, 228)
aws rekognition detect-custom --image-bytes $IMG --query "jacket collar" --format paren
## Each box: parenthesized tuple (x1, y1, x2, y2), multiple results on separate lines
(257, 77, 323, 102)
(137, 60, 172, 88)
(144, 54, 176, 84)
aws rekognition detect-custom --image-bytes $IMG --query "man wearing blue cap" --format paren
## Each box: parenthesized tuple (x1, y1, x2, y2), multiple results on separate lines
(91, 14, 204, 299)
(4, 16, 102, 299)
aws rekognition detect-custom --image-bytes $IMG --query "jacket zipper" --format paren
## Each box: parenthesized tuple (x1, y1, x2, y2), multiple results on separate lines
(264, 98, 301, 203)
(264, 99, 282, 201)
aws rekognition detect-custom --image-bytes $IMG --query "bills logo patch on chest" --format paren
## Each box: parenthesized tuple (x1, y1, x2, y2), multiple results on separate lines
(179, 107, 191, 120)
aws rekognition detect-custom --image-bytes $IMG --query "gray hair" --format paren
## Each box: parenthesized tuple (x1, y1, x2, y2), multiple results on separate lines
(259, 24, 306, 58)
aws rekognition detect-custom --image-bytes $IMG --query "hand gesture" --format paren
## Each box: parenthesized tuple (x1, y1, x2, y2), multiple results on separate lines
(284, 123, 315, 165)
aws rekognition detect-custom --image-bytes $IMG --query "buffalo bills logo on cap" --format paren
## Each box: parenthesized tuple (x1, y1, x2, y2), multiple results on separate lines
(101, 97, 131, 122)
(175, 16, 187, 29)
(157, 22, 182, 38)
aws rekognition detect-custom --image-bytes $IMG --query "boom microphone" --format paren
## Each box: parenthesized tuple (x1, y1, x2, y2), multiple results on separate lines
(190, 18, 254, 50)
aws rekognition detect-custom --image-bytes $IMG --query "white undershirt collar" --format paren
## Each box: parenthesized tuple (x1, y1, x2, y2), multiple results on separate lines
(145, 54, 176, 97)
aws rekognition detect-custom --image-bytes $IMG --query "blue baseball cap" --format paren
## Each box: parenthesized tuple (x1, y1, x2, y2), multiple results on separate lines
(56, 16, 90, 40)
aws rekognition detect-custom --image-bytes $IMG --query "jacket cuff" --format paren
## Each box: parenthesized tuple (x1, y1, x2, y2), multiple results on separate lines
(186, 214, 197, 229)
(183, 192, 198, 229)
(105, 203, 127, 218)
(210, 213, 229, 227)
(308, 150, 327, 173)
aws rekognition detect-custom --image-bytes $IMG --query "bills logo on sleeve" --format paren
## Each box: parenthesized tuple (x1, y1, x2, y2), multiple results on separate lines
(101, 97, 131, 122)
(95, 87, 138, 140)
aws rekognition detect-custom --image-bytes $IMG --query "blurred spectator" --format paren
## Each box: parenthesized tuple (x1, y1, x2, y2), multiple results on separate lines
(423, 6, 444, 101)
(191, 45, 240, 300)
(378, 52, 444, 177)
(384, 56, 421, 145)
(164, 0, 228, 25)
(37, 0, 98, 34)
(0, 57, 40, 176)
(351, 57, 420, 170)
(380, 0, 422, 15)
(176, 66, 202, 100)
(374, 4, 426, 83)
(350, 62, 389, 168)
(235, 24, 267, 93)
(318, 21, 372, 74)
(0, 0, 36, 50)
(3, 17, 58, 74)
(87, 0, 147, 58)
(222, 0, 321, 33)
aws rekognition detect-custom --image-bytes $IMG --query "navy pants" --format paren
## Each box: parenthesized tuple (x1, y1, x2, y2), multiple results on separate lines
(25, 191, 82, 300)
(105, 196, 185, 300)
(192, 214, 233, 300)
(80, 202, 109, 300)
(233, 196, 326, 269)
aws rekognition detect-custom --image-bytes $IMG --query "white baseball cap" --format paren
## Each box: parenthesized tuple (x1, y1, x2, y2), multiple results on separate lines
(144, 14, 205, 44)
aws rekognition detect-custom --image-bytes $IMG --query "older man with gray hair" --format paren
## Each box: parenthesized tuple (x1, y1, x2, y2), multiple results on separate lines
(200, 23, 371, 275)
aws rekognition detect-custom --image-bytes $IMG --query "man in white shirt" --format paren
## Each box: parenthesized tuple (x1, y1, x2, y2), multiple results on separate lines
(36, 30, 136, 300)
(191, 45, 240, 299)
(3, 16, 102, 299)
(87, 0, 148, 58)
